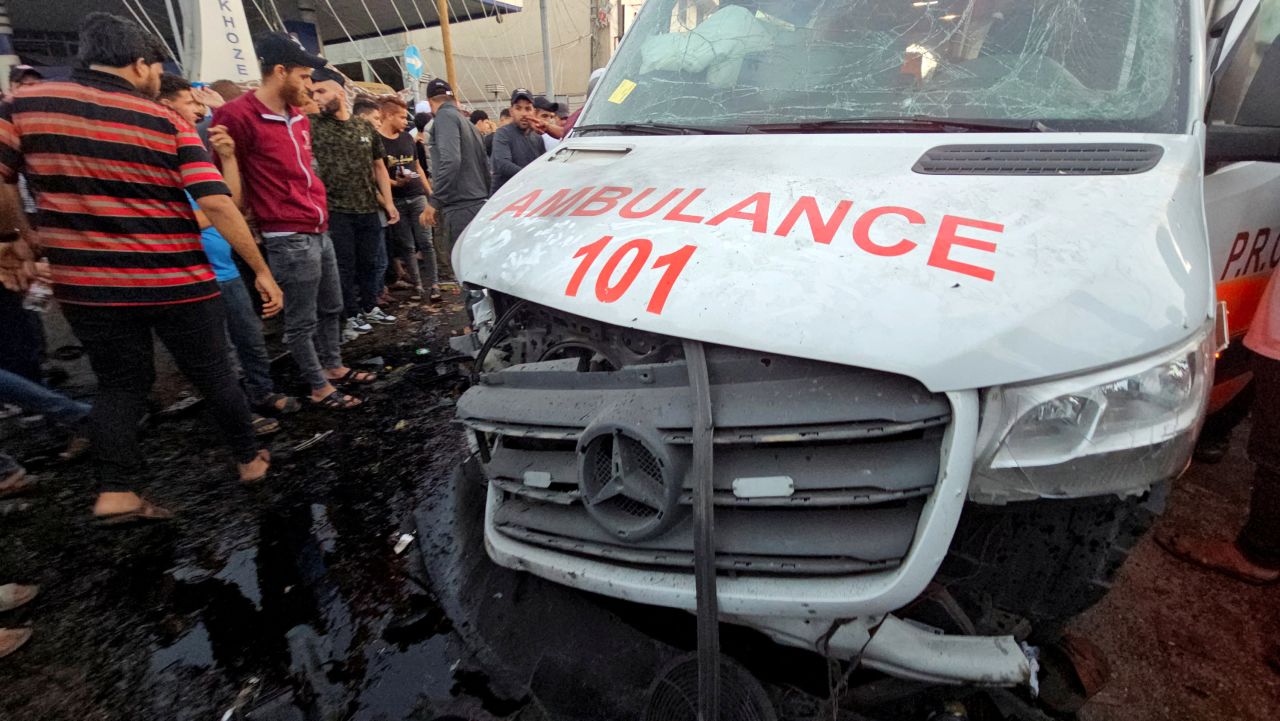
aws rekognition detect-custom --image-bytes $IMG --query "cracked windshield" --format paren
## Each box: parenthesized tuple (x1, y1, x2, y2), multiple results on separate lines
(582, 0, 1188, 132)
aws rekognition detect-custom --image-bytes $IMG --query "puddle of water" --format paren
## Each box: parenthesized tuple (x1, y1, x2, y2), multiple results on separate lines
(150, 622, 214, 675)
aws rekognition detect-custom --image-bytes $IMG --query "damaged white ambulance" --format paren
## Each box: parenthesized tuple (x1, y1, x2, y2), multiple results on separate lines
(449, 0, 1280, 703)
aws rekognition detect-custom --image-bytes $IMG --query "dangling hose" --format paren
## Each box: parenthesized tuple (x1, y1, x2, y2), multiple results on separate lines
(683, 340, 719, 721)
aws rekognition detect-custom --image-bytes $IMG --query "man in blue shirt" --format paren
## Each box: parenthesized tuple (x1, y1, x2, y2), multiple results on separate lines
(161, 75, 299, 428)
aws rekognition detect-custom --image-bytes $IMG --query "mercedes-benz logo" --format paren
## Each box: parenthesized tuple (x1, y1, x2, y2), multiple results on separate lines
(577, 423, 684, 542)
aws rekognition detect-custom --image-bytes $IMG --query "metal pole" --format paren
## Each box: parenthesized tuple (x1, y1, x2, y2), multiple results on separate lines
(163, 0, 187, 66)
(539, 0, 554, 99)
(437, 0, 458, 91)
(0, 1, 18, 94)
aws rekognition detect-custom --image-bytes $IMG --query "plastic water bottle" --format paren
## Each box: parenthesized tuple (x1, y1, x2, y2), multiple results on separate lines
(22, 280, 52, 313)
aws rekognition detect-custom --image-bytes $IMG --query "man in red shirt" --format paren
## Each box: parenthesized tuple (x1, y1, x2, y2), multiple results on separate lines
(0, 13, 281, 523)
(214, 34, 374, 409)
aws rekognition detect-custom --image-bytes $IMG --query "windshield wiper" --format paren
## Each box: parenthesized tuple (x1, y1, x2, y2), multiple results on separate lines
(573, 122, 764, 136)
(754, 116, 1053, 133)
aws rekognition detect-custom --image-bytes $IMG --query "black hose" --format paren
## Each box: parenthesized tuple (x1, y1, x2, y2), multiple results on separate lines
(683, 340, 719, 721)
(470, 299, 528, 384)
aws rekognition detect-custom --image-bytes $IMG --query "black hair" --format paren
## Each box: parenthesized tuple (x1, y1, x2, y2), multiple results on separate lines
(352, 97, 381, 117)
(469, 109, 489, 125)
(157, 73, 191, 102)
(78, 12, 168, 68)
(414, 112, 432, 133)
(499, 108, 511, 119)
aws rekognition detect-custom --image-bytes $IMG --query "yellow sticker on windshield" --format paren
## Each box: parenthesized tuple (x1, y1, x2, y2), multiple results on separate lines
(608, 80, 637, 104)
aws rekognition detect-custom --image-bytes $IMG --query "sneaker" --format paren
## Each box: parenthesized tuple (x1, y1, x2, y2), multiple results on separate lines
(341, 327, 360, 344)
(363, 307, 397, 324)
(346, 317, 373, 334)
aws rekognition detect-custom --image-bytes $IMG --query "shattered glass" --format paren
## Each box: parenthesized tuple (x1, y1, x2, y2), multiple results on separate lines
(583, 0, 1189, 133)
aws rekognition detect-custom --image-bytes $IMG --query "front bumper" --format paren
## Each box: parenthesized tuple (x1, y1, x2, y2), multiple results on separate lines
(481, 390, 979, 619)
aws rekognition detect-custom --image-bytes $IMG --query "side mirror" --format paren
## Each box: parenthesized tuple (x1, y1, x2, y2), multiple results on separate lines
(1206, 124, 1280, 164)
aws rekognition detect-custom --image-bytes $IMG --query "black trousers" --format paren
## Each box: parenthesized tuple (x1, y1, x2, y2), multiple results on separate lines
(62, 298, 258, 493)
(328, 211, 383, 317)
(1242, 350, 1280, 568)
(0, 286, 44, 381)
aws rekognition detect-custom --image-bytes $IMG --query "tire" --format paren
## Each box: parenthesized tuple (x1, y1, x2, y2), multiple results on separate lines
(934, 485, 1166, 640)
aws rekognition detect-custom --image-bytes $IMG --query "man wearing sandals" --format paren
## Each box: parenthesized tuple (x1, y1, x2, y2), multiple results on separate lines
(157, 73, 300, 433)
(0, 13, 280, 523)
(213, 34, 376, 411)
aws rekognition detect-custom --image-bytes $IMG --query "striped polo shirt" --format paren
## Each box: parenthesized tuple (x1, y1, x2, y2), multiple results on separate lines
(0, 69, 230, 306)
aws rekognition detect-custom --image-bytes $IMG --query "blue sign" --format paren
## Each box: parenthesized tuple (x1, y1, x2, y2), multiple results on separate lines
(404, 45, 424, 80)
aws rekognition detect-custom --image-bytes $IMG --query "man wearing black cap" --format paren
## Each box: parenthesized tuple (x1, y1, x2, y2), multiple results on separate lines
(532, 95, 565, 153)
(491, 88, 549, 193)
(215, 33, 373, 411)
(420, 79, 490, 261)
(309, 67, 399, 335)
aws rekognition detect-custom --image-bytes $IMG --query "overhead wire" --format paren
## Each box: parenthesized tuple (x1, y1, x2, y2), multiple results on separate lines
(267, 0, 288, 33)
(444, 0, 512, 103)
(319, 0, 387, 83)
(356, 0, 408, 74)
(119, 0, 184, 72)
(247, 0, 283, 31)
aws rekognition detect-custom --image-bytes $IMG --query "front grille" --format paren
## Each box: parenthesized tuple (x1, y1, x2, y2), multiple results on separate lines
(458, 341, 951, 578)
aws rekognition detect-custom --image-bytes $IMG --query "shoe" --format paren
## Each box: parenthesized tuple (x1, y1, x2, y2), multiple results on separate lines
(341, 327, 359, 344)
(346, 317, 373, 334)
(363, 307, 397, 324)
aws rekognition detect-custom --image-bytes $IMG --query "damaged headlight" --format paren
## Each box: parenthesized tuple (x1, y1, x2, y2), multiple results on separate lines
(971, 326, 1214, 503)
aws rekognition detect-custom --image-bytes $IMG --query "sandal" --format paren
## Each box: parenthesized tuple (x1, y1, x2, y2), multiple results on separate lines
(310, 390, 363, 410)
(238, 449, 271, 485)
(0, 468, 33, 499)
(1157, 531, 1280, 585)
(429, 287, 444, 303)
(256, 393, 301, 416)
(251, 414, 281, 437)
(94, 498, 175, 527)
(329, 368, 378, 386)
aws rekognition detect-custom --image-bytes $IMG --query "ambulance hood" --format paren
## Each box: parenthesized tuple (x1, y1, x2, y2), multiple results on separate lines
(455, 134, 1213, 392)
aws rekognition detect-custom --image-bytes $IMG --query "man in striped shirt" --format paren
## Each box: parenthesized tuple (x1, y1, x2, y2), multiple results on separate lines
(0, 13, 283, 524)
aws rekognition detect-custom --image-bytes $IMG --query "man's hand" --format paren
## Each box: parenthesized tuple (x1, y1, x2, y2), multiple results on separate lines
(420, 204, 438, 227)
(0, 238, 37, 292)
(385, 204, 401, 225)
(207, 125, 236, 160)
(255, 272, 284, 318)
(193, 86, 226, 111)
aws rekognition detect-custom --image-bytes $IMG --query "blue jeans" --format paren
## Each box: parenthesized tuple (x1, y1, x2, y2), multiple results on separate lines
(0, 367, 90, 428)
(392, 195, 437, 289)
(264, 233, 344, 392)
(220, 277, 275, 405)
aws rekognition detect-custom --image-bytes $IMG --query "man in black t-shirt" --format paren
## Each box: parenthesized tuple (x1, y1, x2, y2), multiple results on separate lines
(378, 96, 440, 302)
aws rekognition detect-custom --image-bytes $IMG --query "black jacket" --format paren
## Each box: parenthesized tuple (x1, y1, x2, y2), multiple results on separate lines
(491, 123, 545, 192)
(427, 103, 491, 210)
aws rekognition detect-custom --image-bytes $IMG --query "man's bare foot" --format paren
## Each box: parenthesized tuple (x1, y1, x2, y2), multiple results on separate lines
(1157, 531, 1280, 585)
(238, 449, 271, 484)
(310, 383, 340, 403)
(92, 492, 174, 525)
(0, 628, 32, 658)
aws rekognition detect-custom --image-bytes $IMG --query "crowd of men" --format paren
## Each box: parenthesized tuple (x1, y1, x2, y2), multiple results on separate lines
(0, 11, 600, 657)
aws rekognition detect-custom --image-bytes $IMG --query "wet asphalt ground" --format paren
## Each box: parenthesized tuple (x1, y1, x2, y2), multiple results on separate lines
(0, 287, 1276, 721)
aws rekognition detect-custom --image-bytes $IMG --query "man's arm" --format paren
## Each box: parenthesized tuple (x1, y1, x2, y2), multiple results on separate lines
(372, 160, 399, 224)
(428, 113, 463, 210)
(0, 183, 36, 292)
(197, 194, 282, 316)
(0, 103, 36, 291)
(207, 125, 243, 207)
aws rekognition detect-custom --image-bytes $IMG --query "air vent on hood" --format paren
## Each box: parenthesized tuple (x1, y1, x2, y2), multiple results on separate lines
(913, 144, 1163, 176)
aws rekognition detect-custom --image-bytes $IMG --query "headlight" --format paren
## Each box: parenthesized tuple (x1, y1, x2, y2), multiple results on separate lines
(971, 326, 1214, 503)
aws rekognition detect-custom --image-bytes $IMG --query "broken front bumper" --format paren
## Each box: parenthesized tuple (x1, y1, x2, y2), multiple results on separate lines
(460, 346, 1034, 687)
